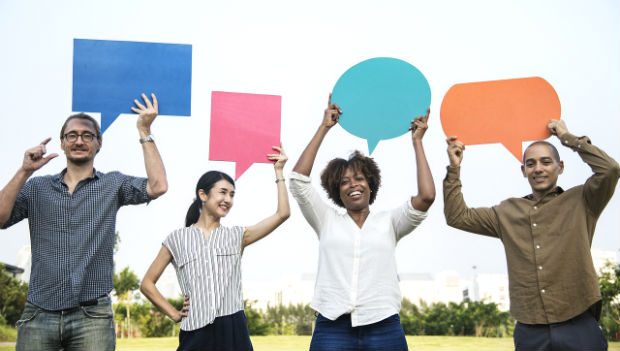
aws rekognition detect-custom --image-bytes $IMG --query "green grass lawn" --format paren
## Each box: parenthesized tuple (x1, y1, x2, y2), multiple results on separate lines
(2, 335, 619, 351)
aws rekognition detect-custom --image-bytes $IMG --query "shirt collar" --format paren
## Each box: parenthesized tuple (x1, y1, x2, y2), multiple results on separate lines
(55, 168, 100, 184)
(523, 186, 564, 200)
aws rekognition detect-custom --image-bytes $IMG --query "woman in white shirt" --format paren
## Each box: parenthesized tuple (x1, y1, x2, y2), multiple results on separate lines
(289, 96, 435, 351)
(140, 145, 290, 351)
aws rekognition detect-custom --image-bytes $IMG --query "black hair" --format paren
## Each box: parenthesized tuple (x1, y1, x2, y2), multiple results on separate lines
(320, 150, 381, 208)
(185, 171, 235, 227)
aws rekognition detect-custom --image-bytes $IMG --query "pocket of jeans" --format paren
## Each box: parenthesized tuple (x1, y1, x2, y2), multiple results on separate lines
(81, 303, 113, 319)
(15, 303, 40, 327)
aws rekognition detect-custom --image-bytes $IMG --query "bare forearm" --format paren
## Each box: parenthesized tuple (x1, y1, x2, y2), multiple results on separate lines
(0, 168, 32, 226)
(292, 126, 330, 176)
(275, 169, 291, 221)
(140, 280, 180, 321)
(141, 137, 168, 199)
(411, 139, 435, 211)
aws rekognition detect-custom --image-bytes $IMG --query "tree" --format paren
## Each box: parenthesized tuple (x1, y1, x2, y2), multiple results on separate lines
(0, 264, 28, 326)
(599, 260, 620, 341)
(113, 266, 140, 338)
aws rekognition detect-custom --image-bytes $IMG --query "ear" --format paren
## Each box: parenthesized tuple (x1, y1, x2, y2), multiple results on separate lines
(558, 160, 564, 174)
(96, 138, 102, 154)
(521, 164, 526, 177)
(198, 189, 208, 202)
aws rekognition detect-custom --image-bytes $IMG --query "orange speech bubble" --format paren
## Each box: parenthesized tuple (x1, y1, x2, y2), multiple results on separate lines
(440, 77, 561, 161)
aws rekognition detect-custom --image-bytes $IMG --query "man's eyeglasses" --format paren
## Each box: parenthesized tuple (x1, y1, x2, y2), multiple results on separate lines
(63, 132, 97, 143)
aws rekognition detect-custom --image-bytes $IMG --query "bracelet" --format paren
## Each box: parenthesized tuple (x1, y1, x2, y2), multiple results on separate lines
(275, 178, 285, 183)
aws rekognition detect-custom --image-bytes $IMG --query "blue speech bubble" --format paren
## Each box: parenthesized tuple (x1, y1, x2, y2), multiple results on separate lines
(72, 39, 192, 133)
(332, 57, 431, 153)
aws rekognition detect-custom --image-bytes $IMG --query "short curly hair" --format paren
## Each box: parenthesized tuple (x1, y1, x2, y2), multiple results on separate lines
(320, 150, 381, 208)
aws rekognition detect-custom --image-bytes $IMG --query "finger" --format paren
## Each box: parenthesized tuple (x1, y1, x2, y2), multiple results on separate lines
(446, 136, 458, 144)
(328, 93, 332, 107)
(134, 99, 146, 110)
(40, 137, 52, 146)
(130, 107, 141, 114)
(41, 153, 59, 164)
(151, 93, 159, 111)
(142, 93, 154, 109)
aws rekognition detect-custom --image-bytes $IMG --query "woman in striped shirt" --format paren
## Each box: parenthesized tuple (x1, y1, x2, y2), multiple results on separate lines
(140, 145, 290, 351)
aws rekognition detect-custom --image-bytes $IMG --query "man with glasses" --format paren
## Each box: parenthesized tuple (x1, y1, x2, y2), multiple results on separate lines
(0, 94, 168, 351)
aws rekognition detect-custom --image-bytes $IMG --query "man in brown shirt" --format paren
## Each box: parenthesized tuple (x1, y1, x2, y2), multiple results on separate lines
(444, 119, 619, 351)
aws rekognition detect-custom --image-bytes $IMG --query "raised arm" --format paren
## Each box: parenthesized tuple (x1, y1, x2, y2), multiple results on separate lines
(242, 145, 291, 247)
(409, 109, 435, 211)
(0, 138, 57, 227)
(140, 246, 189, 322)
(292, 94, 341, 176)
(131, 93, 168, 199)
(443, 136, 499, 236)
(548, 119, 620, 216)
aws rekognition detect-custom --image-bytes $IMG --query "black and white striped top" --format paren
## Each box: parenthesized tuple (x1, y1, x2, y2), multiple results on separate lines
(164, 225, 245, 331)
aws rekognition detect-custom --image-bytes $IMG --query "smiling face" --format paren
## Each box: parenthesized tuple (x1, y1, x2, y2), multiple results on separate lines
(60, 118, 101, 166)
(521, 143, 564, 199)
(199, 179, 235, 218)
(338, 167, 371, 212)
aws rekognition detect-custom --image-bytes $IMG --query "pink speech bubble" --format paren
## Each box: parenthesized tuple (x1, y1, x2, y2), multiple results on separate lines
(209, 91, 282, 179)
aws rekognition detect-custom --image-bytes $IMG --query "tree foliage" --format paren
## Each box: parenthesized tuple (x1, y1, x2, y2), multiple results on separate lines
(0, 264, 28, 326)
(599, 260, 620, 341)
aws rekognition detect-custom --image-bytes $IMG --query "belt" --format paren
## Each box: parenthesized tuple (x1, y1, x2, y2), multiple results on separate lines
(37, 294, 109, 313)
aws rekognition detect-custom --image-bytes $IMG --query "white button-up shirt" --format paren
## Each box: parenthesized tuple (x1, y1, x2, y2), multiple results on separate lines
(289, 172, 427, 327)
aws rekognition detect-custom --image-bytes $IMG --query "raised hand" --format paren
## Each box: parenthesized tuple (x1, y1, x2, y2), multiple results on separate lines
(322, 93, 342, 129)
(131, 93, 159, 133)
(410, 108, 430, 141)
(547, 119, 568, 138)
(267, 144, 288, 171)
(22, 138, 58, 173)
(446, 136, 465, 167)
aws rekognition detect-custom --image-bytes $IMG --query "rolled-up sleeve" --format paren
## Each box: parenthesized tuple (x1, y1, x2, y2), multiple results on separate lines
(391, 200, 427, 241)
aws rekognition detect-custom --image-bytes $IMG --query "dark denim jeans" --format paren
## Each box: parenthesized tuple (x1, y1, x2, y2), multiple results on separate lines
(514, 310, 608, 351)
(310, 313, 408, 351)
(16, 296, 115, 351)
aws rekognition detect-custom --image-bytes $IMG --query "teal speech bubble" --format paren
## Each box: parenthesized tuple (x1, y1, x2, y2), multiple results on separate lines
(332, 57, 431, 153)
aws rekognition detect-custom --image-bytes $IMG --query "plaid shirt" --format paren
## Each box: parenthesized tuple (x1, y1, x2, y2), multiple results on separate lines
(2, 169, 150, 310)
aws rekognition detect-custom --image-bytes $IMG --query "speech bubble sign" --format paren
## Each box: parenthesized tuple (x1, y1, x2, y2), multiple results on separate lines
(209, 91, 281, 179)
(440, 77, 561, 161)
(72, 39, 192, 133)
(331, 57, 431, 154)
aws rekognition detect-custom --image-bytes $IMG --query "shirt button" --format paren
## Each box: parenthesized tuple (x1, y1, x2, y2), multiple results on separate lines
(536, 245, 541, 249)
(533, 223, 537, 227)
(541, 289, 546, 294)
(533, 206, 538, 210)
(538, 266, 543, 270)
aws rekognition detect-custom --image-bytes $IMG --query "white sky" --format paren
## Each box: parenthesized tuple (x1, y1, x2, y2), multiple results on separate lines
(0, 0, 618, 288)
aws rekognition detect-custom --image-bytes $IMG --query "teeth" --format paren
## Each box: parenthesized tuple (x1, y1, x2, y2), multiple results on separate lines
(349, 191, 361, 197)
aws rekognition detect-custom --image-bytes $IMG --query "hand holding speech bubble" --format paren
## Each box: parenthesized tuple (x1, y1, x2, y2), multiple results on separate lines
(209, 91, 282, 179)
(331, 57, 431, 154)
(72, 39, 192, 133)
(440, 77, 561, 161)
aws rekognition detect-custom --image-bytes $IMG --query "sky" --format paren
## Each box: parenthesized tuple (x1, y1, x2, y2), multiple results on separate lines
(0, 0, 618, 289)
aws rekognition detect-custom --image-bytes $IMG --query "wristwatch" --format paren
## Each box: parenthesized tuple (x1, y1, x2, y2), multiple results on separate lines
(139, 134, 155, 144)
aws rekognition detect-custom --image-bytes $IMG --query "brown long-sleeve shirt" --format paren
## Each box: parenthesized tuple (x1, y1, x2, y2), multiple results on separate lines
(443, 133, 620, 324)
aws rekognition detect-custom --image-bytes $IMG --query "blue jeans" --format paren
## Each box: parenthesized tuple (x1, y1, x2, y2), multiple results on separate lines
(310, 313, 408, 351)
(16, 296, 116, 351)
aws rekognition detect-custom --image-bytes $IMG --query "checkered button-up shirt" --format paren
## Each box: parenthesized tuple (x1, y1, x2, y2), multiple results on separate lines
(2, 169, 150, 310)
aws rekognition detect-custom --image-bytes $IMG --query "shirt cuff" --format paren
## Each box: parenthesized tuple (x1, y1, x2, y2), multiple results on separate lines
(445, 165, 461, 181)
(559, 133, 591, 150)
(406, 199, 428, 218)
(289, 171, 312, 183)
